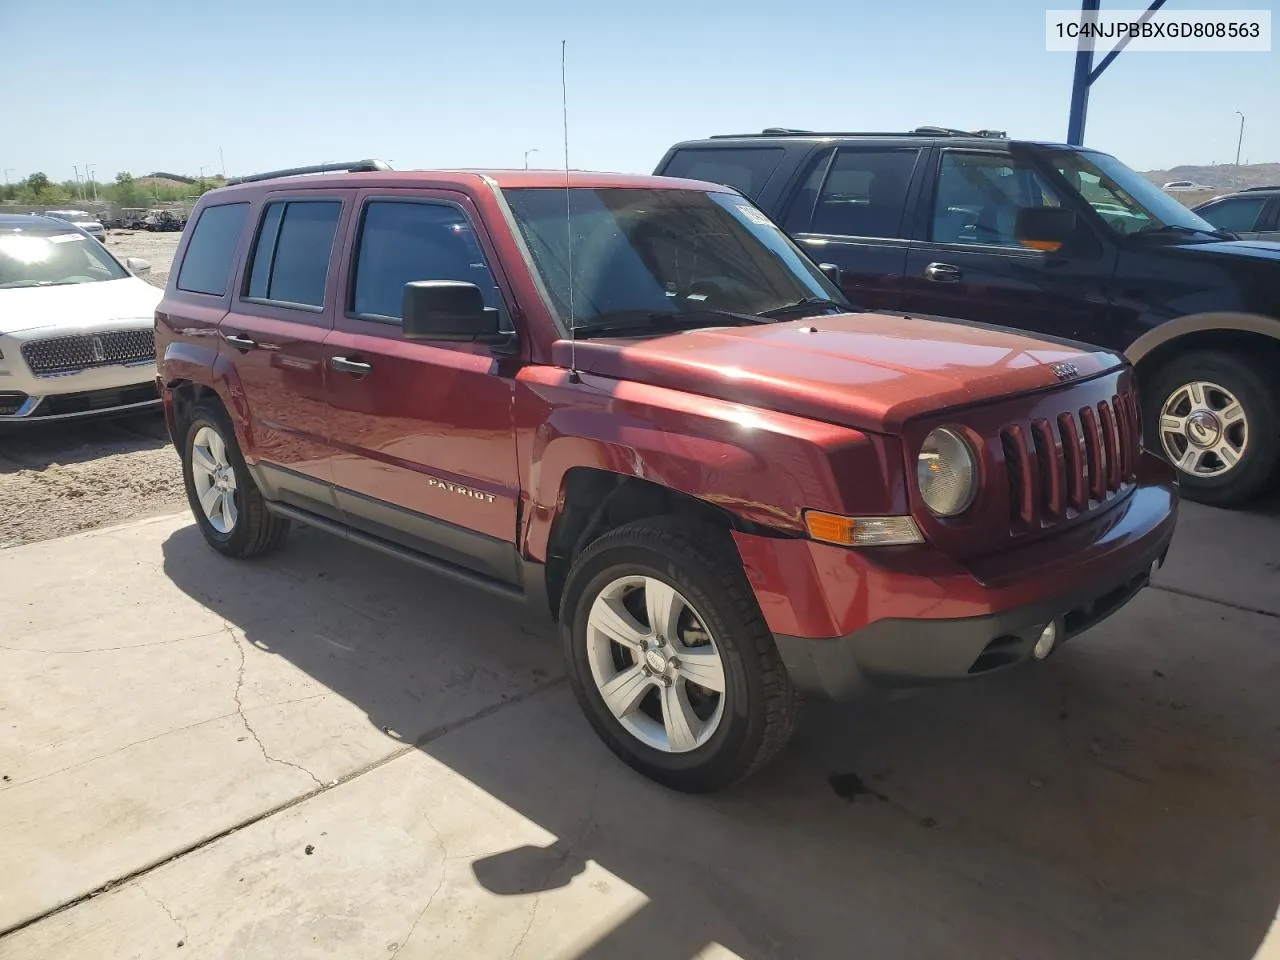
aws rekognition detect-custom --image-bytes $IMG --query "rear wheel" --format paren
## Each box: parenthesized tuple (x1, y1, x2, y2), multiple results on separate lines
(182, 402, 289, 557)
(1144, 349, 1280, 507)
(561, 519, 797, 792)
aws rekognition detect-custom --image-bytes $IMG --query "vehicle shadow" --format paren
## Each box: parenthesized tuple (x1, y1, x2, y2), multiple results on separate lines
(160, 521, 1280, 959)
(0, 413, 169, 474)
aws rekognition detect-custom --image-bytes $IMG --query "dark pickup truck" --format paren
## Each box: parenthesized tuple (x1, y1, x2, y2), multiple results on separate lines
(657, 128, 1280, 506)
(156, 162, 1176, 791)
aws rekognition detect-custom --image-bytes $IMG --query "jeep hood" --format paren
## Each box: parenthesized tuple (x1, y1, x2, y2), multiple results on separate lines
(557, 312, 1123, 432)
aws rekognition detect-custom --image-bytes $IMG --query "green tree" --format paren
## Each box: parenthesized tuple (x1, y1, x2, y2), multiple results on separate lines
(26, 172, 51, 196)
(110, 171, 144, 208)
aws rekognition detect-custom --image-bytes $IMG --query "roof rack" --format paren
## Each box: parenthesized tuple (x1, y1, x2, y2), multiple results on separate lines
(226, 159, 392, 186)
(1240, 184, 1280, 192)
(709, 126, 1007, 140)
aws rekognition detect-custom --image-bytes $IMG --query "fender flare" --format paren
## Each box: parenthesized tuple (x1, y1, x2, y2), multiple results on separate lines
(1126, 312, 1280, 366)
(520, 403, 878, 563)
(161, 341, 253, 451)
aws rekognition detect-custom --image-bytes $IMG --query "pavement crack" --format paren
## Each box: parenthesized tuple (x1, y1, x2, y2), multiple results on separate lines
(228, 625, 326, 790)
(508, 772, 600, 959)
(1, 693, 335, 793)
(508, 897, 540, 959)
(0, 627, 229, 655)
(136, 883, 189, 947)
(1149, 583, 1279, 619)
(389, 812, 449, 960)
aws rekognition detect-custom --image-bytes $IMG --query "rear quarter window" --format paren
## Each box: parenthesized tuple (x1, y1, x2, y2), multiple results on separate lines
(660, 148, 785, 200)
(176, 202, 249, 296)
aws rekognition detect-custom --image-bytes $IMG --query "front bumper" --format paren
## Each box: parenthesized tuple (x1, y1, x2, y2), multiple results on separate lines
(734, 455, 1178, 700)
(0, 323, 159, 421)
(773, 541, 1165, 699)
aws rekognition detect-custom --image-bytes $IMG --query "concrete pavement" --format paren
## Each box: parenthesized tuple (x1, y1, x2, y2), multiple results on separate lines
(1, 501, 1278, 958)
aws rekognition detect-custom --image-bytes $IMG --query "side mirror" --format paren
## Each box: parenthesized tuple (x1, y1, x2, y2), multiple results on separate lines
(818, 262, 843, 287)
(1014, 207, 1077, 252)
(125, 257, 151, 276)
(402, 281, 502, 342)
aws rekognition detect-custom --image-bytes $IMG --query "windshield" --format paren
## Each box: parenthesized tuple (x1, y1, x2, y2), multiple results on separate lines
(1049, 150, 1217, 236)
(501, 187, 843, 332)
(0, 230, 129, 288)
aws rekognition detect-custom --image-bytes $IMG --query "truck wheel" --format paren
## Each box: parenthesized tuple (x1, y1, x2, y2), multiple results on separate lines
(560, 519, 798, 792)
(182, 402, 289, 558)
(1144, 349, 1280, 507)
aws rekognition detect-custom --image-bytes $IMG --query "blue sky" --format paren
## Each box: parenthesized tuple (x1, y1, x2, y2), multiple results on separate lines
(3, 0, 1275, 183)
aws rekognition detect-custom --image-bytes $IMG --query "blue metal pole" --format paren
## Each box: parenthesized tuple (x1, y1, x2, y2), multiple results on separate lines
(1066, 0, 1099, 145)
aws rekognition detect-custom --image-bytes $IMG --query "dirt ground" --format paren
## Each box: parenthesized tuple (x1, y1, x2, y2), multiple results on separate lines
(104, 229, 182, 289)
(0, 232, 185, 549)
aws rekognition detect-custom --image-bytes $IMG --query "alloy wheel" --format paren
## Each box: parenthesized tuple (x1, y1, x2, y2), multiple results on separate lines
(1159, 380, 1249, 478)
(190, 425, 239, 534)
(585, 575, 727, 753)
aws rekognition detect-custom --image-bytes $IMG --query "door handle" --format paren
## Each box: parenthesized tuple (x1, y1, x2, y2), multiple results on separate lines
(329, 356, 373, 375)
(224, 333, 258, 350)
(924, 262, 963, 283)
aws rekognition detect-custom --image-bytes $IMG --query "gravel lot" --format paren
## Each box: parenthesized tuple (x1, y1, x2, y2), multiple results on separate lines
(104, 229, 181, 288)
(0, 232, 185, 549)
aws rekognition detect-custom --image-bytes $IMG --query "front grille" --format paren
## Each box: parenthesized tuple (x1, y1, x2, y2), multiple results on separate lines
(1000, 390, 1141, 532)
(20, 329, 155, 377)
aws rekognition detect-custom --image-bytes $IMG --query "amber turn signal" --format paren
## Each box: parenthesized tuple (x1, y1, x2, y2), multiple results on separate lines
(804, 511, 924, 547)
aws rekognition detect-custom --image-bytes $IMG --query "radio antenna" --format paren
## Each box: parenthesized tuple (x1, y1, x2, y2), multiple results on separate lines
(561, 39, 580, 382)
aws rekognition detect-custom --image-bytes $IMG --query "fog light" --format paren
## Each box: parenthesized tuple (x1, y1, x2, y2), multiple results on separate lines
(1032, 621, 1058, 660)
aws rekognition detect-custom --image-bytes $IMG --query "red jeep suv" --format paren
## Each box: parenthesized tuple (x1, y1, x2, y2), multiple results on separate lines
(156, 161, 1178, 792)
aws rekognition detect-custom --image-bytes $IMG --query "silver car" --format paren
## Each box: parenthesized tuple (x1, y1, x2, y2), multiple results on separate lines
(40, 209, 107, 243)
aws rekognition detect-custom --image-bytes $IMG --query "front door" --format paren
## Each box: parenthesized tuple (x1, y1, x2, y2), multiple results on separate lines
(782, 146, 923, 310)
(902, 148, 1117, 349)
(219, 191, 351, 517)
(323, 190, 522, 584)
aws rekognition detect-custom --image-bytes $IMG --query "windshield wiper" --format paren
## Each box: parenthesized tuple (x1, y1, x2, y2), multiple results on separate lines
(572, 309, 772, 339)
(757, 296, 850, 320)
(1138, 223, 1237, 241)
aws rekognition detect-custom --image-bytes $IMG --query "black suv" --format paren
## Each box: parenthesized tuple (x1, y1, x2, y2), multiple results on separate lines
(656, 128, 1280, 506)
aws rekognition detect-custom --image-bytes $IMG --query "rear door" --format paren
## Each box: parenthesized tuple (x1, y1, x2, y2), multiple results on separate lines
(902, 147, 1115, 347)
(777, 146, 923, 310)
(322, 189, 522, 585)
(219, 190, 352, 519)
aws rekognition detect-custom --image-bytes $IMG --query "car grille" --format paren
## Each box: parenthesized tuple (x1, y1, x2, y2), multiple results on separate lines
(1000, 390, 1141, 531)
(20, 329, 156, 377)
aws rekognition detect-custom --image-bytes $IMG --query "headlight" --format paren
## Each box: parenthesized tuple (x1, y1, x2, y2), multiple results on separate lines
(917, 427, 977, 517)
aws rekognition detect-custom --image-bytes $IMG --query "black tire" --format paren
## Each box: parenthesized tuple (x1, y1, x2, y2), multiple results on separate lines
(560, 518, 798, 792)
(1143, 349, 1280, 507)
(181, 401, 289, 558)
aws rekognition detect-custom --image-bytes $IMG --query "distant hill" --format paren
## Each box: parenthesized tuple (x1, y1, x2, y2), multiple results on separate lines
(1141, 162, 1280, 192)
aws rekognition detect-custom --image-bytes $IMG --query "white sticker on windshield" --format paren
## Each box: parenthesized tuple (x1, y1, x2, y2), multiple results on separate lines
(47, 233, 86, 244)
(736, 204, 774, 227)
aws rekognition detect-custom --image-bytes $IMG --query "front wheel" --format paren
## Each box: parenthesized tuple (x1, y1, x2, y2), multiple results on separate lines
(561, 520, 797, 792)
(1144, 350, 1280, 507)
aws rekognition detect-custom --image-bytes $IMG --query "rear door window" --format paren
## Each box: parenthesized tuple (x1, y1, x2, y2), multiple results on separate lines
(176, 202, 249, 296)
(244, 200, 342, 309)
(660, 148, 785, 200)
(1195, 195, 1269, 233)
(804, 148, 919, 239)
